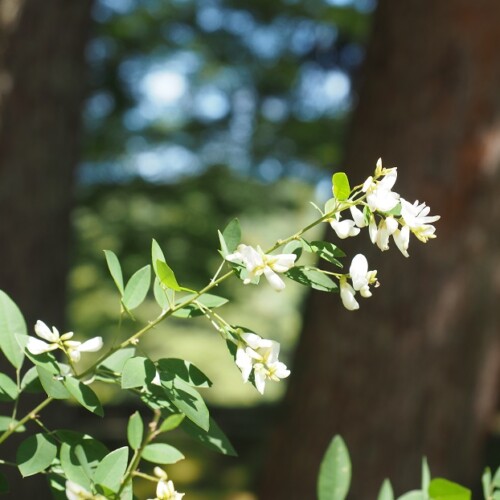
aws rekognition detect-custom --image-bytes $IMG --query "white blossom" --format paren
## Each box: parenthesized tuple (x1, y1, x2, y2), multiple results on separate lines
(26, 320, 103, 363)
(65, 480, 105, 500)
(340, 279, 359, 311)
(350, 206, 367, 228)
(393, 225, 410, 257)
(235, 332, 290, 394)
(362, 160, 400, 213)
(400, 198, 440, 242)
(225, 244, 296, 291)
(329, 214, 360, 239)
(148, 468, 184, 500)
(340, 254, 378, 311)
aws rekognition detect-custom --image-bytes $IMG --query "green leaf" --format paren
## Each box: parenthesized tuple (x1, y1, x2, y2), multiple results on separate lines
(122, 265, 151, 310)
(141, 443, 184, 465)
(0, 373, 18, 401)
(121, 356, 156, 389)
(103, 250, 124, 296)
(58, 431, 108, 491)
(377, 480, 394, 500)
(173, 294, 228, 318)
(398, 492, 426, 500)
(317, 435, 351, 500)
(156, 260, 181, 292)
(222, 218, 241, 254)
(482, 468, 492, 499)
(302, 240, 345, 267)
(218, 230, 230, 257)
(99, 347, 135, 373)
(283, 240, 303, 260)
(161, 375, 210, 431)
(93, 447, 129, 493)
(493, 467, 500, 488)
(152, 238, 166, 273)
(0, 290, 27, 369)
(286, 266, 338, 292)
(332, 172, 351, 201)
(37, 366, 70, 399)
(154, 277, 171, 310)
(182, 416, 237, 457)
(0, 416, 25, 433)
(127, 412, 144, 450)
(64, 377, 103, 416)
(159, 414, 185, 433)
(157, 358, 212, 387)
(16, 433, 57, 477)
(325, 198, 337, 214)
(422, 457, 431, 493)
(428, 478, 471, 500)
(20, 366, 43, 393)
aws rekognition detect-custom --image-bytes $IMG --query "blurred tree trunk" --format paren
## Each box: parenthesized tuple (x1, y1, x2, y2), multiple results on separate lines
(0, 0, 93, 496)
(260, 0, 500, 498)
(0, 0, 92, 326)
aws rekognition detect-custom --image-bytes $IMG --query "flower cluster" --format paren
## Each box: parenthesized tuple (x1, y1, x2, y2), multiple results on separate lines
(328, 159, 440, 259)
(225, 244, 296, 291)
(340, 254, 378, 311)
(147, 468, 184, 500)
(234, 331, 290, 394)
(26, 320, 103, 363)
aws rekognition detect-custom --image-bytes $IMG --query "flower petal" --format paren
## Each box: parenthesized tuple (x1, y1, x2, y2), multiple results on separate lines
(26, 337, 57, 355)
(34, 320, 59, 342)
(263, 268, 286, 291)
(78, 336, 103, 353)
(340, 281, 359, 311)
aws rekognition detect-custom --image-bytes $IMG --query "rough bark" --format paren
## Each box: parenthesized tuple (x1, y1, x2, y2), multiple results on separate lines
(260, 1, 500, 498)
(0, 0, 93, 496)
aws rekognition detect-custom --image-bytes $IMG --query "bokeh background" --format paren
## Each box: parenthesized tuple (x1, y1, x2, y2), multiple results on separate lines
(1, 0, 500, 498)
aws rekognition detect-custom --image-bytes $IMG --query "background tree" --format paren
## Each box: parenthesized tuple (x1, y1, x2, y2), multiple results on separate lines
(0, 1, 93, 496)
(260, 0, 500, 497)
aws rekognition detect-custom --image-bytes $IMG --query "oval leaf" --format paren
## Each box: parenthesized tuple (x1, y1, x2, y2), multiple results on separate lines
(378, 479, 394, 500)
(0, 373, 18, 401)
(182, 416, 237, 457)
(159, 414, 185, 433)
(141, 443, 184, 465)
(428, 478, 471, 500)
(93, 447, 129, 493)
(121, 357, 156, 389)
(127, 412, 144, 450)
(157, 358, 212, 387)
(156, 260, 181, 292)
(64, 377, 103, 416)
(222, 218, 241, 254)
(332, 172, 351, 201)
(123, 265, 151, 310)
(317, 435, 351, 500)
(0, 290, 27, 369)
(104, 250, 124, 296)
(286, 266, 338, 292)
(17, 433, 57, 477)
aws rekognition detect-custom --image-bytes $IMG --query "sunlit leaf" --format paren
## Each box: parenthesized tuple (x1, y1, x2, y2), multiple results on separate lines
(142, 443, 184, 465)
(377, 479, 394, 500)
(317, 435, 351, 500)
(122, 265, 151, 310)
(64, 377, 103, 416)
(0, 290, 27, 369)
(127, 412, 144, 450)
(17, 433, 57, 477)
(428, 478, 471, 500)
(121, 356, 156, 389)
(332, 172, 351, 201)
(93, 447, 129, 493)
(286, 266, 338, 292)
(103, 250, 124, 296)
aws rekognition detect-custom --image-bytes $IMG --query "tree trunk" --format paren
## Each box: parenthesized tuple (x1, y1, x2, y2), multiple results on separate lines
(0, 1, 93, 496)
(0, 0, 92, 326)
(260, 0, 500, 498)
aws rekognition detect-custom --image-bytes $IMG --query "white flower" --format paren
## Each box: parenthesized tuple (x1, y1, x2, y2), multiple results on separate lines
(375, 216, 398, 251)
(148, 468, 184, 500)
(393, 225, 410, 257)
(235, 332, 290, 394)
(350, 206, 367, 228)
(340, 279, 359, 311)
(363, 160, 400, 213)
(329, 214, 361, 239)
(65, 337, 104, 363)
(225, 244, 296, 291)
(340, 254, 378, 311)
(65, 480, 105, 500)
(400, 198, 440, 242)
(26, 320, 103, 363)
